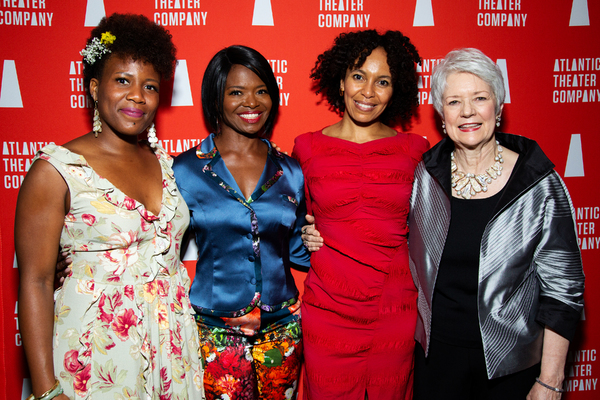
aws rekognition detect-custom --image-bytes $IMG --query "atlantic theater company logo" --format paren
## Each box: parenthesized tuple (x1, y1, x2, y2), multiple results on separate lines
(477, 0, 528, 27)
(153, 0, 208, 27)
(317, 0, 372, 28)
(0, 0, 54, 27)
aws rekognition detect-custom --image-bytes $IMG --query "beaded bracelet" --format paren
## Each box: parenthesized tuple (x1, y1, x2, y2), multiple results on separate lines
(26, 379, 64, 400)
(535, 377, 565, 393)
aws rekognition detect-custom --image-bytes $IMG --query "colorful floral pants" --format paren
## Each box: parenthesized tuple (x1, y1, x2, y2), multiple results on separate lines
(196, 301, 302, 400)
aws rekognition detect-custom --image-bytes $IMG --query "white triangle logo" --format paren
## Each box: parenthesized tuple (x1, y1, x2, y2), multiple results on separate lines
(569, 0, 590, 26)
(252, 0, 274, 26)
(413, 0, 434, 27)
(0, 60, 24, 108)
(171, 60, 194, 107)
(565, 134, 585, 177)
(84, 0, 106, 27)
(495, 59, 511, 104)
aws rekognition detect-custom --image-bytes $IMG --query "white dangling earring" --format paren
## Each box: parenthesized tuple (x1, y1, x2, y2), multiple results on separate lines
(496, 115, 501, 127)
(93, 101, 102, 138)
(147, 123, 158, 148)
(442, 123, 447, 135)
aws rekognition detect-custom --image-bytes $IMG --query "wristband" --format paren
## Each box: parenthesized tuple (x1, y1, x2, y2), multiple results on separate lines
(27, 379, 64, 400)
(535, 377, 565, 393)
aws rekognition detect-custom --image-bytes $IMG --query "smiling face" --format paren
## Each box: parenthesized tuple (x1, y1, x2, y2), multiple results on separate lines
(340, 47, 393, 125)
(442, 72, 501, 151)
(90, 55, 160, 138)
(220, 64, 272, 136)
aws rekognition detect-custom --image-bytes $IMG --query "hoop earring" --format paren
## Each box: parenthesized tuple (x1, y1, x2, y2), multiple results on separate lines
(93, 101, 102, 138)
(147, 123, 158, 148)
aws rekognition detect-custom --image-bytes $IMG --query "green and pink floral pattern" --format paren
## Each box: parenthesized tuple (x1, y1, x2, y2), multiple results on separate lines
(37, 144, 204, 399)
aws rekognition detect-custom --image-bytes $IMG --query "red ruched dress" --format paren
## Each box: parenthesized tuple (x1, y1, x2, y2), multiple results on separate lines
(292, 130, 429, 399)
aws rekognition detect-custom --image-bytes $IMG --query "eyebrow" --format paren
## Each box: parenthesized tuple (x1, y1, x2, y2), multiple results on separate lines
(225, 84, 268, 90)
(113, 71, 160, 84)
(352, 68, 392, 80)
(445, 90, 491, 98)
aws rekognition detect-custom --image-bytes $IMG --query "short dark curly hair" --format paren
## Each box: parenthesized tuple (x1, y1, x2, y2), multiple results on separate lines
(311, 30, 421, 125)
(82, 13, 177, 99)
(201, 45, 280, 136)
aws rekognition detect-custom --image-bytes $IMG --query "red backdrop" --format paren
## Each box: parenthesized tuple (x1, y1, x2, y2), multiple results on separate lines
(1, 0, 599, 398)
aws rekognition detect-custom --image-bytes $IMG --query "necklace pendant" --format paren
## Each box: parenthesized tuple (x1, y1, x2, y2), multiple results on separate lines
(454, 176, 470, 192)
(471, 177, 483, 193)
(475, 175, 488, 188)
(460, 183, 473, 199)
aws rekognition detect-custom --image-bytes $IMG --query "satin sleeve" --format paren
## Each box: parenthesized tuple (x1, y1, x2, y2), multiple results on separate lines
(534, 171, 585, 340)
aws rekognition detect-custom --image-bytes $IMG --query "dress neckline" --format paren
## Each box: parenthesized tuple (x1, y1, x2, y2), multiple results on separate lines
(317, 129, 400, 145)
(49, 144, 166, 218)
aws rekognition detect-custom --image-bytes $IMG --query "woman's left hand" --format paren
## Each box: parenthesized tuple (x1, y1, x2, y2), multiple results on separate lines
(301, 214, 323, 252)
(527, 328, 568, 399)
(269, 141, 288, 155)
(526, 382, 562, 400)
(56, 251, 72, 284)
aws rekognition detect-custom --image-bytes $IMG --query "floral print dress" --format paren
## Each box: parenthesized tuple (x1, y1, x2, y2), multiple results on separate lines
(35, 144, 204, 400)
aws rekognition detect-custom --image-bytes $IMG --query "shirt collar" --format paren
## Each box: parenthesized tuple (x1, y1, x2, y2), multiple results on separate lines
(196, 133, 285, 161)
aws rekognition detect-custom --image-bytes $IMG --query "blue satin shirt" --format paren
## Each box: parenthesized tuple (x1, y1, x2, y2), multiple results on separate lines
(173, 134, 310, 317)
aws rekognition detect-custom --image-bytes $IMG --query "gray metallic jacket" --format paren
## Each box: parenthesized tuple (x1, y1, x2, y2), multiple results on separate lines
(408, 132, 584, 379)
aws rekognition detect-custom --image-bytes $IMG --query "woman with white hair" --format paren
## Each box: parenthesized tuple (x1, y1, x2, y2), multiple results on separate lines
(409, 48, 585, 399)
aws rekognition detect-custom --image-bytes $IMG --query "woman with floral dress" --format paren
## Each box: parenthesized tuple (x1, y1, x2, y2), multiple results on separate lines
(16, 14, 203, 400)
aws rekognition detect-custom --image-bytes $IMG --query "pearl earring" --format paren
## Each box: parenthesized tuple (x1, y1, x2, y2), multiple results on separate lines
(147, 123, 158, 148)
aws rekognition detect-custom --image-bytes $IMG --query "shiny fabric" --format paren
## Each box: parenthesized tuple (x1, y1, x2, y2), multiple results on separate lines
(293, 130, 430, 399)
(409, 132, 585, 379)
(173, 133, 310, 316)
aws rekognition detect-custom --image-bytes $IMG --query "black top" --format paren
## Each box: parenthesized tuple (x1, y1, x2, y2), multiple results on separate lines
(431, 189, 504, 348)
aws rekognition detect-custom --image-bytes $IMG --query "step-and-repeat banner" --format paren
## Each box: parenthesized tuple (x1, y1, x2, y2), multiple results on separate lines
(1, 1, 598, 398)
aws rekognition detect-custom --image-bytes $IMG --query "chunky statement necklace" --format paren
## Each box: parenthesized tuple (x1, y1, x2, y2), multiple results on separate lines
(451, 140, 504, 200)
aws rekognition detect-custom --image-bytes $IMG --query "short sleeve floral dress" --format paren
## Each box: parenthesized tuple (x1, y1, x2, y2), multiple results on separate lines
(35, 144, 204, 399)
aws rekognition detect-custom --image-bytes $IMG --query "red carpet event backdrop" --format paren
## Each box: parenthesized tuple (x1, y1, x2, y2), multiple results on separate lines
(1, 0, 599, 398)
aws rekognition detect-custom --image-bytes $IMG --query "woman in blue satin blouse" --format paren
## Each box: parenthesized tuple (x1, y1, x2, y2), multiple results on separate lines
(173, 45, 310, 400)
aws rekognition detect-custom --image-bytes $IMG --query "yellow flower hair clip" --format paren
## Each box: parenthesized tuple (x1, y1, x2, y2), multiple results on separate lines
(80, 31, 116, 65)
(101, 31, 116, 45)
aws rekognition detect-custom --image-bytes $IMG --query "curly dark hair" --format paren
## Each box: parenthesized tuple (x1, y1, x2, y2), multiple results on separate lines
(82, 13, 177, 99)
(311, 30, 421, 125)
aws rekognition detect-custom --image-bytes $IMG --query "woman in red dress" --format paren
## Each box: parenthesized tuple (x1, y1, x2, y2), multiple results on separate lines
(293, 30, 429, 399)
